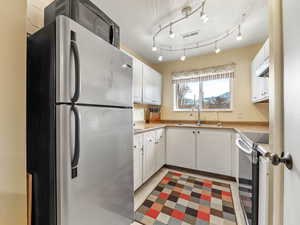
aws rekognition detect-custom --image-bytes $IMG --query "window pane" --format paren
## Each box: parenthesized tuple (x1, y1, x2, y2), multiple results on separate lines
(175, 82, 199, 109)
(202, 78, 231, 110)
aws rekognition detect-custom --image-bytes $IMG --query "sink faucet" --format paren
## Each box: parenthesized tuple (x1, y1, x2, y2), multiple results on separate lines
(196, 103, 201, 126)
(193, 95, 201, 126)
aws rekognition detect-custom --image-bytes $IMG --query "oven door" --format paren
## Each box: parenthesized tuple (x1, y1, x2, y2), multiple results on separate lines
(236, 136, 259, 225)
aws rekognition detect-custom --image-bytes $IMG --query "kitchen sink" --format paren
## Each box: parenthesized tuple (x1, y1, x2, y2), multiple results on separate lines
(134, 128, 144, 132)
(176, 123, 222, 128)
(243, 132, 269, 144)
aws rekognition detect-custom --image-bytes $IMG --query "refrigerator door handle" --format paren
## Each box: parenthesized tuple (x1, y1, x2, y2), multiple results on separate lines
(70, 39, 81, 103)
(71, 105, 80, 178)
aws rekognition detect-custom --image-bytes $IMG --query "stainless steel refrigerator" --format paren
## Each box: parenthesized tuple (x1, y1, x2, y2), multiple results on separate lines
(27, 16, 133, 225)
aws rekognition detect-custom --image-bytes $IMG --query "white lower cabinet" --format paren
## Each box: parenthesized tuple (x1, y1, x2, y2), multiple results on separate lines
(133, 134, 143, 191)
(166, 127, 233, 176)
(143, 131, 157, 182)
(133, 128, 166, 190)
(196, 129, 232, 176)
(166, 128, 196, 169)
(134, 127, 234, 191)
(155, 129, 165, 171)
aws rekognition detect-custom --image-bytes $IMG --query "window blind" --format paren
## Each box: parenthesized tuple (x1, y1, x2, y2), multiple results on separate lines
(172, 63, 235, 84)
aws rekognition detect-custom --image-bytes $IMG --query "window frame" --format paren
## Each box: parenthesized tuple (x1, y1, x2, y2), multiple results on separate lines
(172, 78, 234, 112)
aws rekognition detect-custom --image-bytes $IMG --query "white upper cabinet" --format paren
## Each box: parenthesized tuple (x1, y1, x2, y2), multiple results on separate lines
(251, 39, 270, 103)
(132, 58, 143, 103)
(131, 56, 162, 105)
(143, 64, 162, 105)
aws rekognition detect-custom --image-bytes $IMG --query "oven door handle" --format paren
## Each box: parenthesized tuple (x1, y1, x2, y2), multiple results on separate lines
(236, 138, 253, 155)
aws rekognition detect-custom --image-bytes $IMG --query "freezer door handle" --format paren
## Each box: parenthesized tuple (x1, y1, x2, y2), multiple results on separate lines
(71, 105, 80, 178)
(70, 36, 81, 103)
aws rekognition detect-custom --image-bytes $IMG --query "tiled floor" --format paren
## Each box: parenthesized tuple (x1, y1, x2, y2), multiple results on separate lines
(132, 168, 246, 225)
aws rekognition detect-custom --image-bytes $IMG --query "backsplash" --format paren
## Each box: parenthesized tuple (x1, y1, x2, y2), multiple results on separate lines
(133, 107, 145, 122)
(133, 105, 162, 122)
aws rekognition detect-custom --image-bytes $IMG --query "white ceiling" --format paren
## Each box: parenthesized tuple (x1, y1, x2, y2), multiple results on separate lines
(91, 0, 268, 63)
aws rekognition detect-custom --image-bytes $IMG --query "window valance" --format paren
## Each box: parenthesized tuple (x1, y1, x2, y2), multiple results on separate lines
(172, 63, 235, 84)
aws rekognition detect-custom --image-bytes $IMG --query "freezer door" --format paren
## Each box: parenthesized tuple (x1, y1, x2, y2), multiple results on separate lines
(56, 104, 134, 225)
(56, 16, 132, 107)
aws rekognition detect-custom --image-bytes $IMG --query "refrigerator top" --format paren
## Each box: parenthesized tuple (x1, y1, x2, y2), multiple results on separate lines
(56, 16, 133, 108)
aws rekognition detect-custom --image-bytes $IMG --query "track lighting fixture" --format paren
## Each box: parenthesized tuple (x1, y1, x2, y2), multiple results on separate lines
(151, 1, 247, 59)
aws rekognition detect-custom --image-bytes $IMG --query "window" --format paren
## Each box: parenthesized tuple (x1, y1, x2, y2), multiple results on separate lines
(173, 67, 234, 111)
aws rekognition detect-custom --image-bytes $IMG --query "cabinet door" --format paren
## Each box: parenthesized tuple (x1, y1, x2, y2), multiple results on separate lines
(197, 129, 232, 176)
(142, 65, 162, 105)
(143, 131, 156, 181)
(152, 71, 162, 105)
(166, 128, 196, 169)
(133, 134, 143, 191)
(155, 129, 165, 171)
(133, 58, 143, 103)
(263, 39, 270, 61)
(251, 40, 270, 103)
(142, 65, 153, 104)
(251, 58, 260, 102)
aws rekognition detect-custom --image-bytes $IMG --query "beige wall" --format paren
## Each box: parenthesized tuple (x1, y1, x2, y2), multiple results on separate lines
(154, 44, 269, 122)
(0, 1, 27, 225)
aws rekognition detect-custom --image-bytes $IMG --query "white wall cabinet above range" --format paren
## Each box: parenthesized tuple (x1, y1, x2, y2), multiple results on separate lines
(166, 127, 234, 177)
(131, 56, 162, 105)
(251, 39, 270, 103)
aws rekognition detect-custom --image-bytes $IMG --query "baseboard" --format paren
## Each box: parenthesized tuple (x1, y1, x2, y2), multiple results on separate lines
(164, 165, 236, 182)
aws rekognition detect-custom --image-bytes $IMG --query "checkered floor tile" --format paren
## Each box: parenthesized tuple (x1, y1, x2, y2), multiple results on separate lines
(135, 172, 237, 225)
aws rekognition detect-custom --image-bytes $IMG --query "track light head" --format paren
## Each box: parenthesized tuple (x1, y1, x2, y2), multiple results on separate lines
(236, 25, 243, 41)
(214, 42, 221, 54)
(180, 55, 186, 61)
(169, 24, 175, 39)
(200, 12, 208, 23)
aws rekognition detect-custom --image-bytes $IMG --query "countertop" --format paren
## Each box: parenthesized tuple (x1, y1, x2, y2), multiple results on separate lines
(134, 122, 269, 134)
(134, 122, 270, 153)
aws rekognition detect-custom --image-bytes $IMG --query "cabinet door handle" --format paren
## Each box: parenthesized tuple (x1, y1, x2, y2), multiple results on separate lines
(193, 131, 195, 134)
(133, 145, 137, 149)
(197, 131, 200, 134)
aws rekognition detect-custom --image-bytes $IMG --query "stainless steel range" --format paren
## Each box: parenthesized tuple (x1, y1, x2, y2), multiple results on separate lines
(235, 132, 269, 225)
